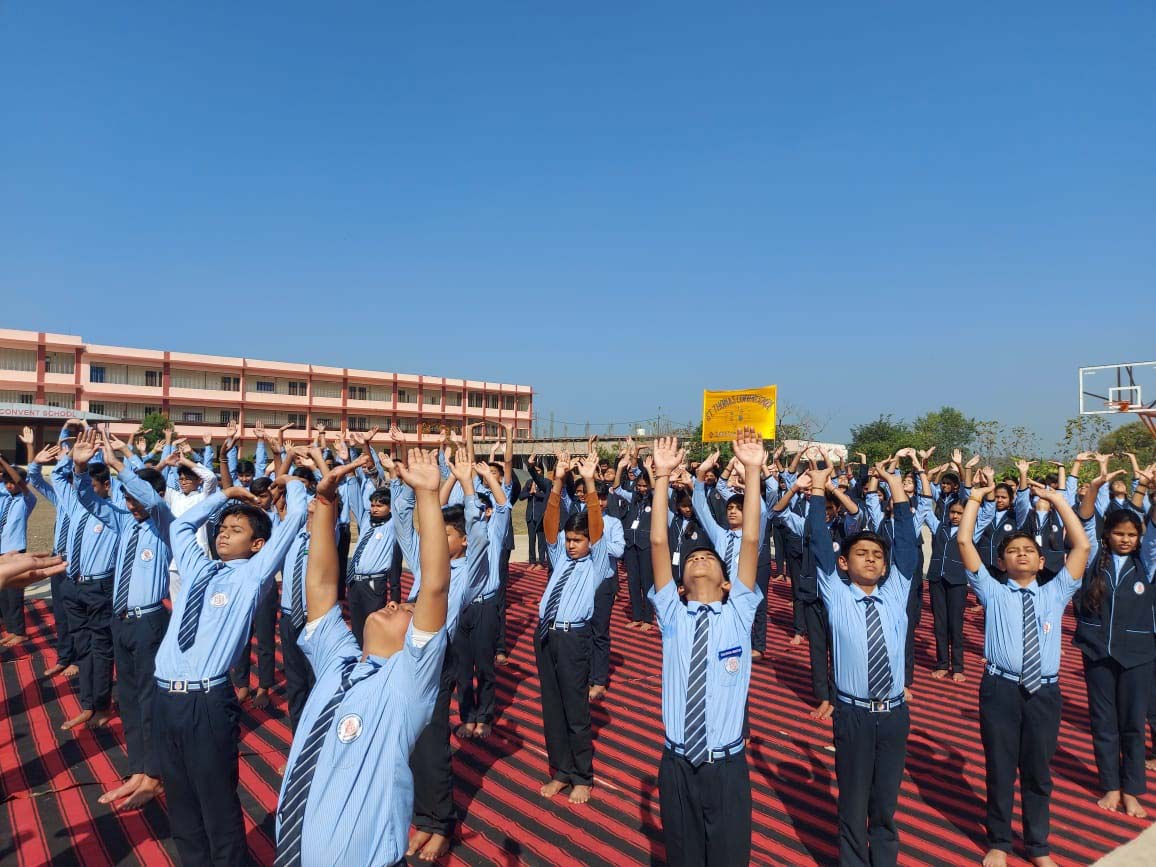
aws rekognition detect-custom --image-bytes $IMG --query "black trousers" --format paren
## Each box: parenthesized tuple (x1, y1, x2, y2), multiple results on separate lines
(1, 586, 26, 634)
(389, 542, 404, 603)
(278, 612, 314, 733)
(589, 573, 617, 686)
(231, 589, 276, 689)
(903, 577, 923, 688)
(658, 748, 751, 867)
(979, 674, 1061, 859)
(347, 578, 389, 648)
(410, 650, 456, 835)
(455, 596, 499, 724)
(112, 609, 169, 778)
(928, 580, 966, 673)
(526, 520, 547, 563)
(65, 577, 114, 711)
(535, 627, 594, 786)
(786, 545, 805, 635)
(495, 547, 512, 656)
(1083, 655, 1153, 795)
(751, 559, 773, 653)
(833, 701, 910, 867)
(623, 546, 654, 623)
(51, 571, 76, 666)
(800, 598, 832, 703)
(336, 523, 351, 602)
(155, 686, 246, 866)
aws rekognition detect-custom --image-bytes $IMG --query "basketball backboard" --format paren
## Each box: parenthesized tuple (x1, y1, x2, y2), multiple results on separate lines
(1078, 361, 1156, 415)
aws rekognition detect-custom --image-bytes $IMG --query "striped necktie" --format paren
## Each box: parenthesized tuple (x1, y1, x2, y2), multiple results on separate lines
(290, 534, 309, 630)
(538, 560, 578, 640)
(1019, 589, 1042, 694)
(347, 528, 373, 577)
(724, 532, 735, 574)
(56, 511, 71, 556)
(684, 607, 711, 766)
(66, 512, 90, 580)
(276, 659, 377, 866)
(113, 524, 140, 615)
(177, 562, 225, 651)
(0, 498, 12, 543)
(861, 596, 893, 700)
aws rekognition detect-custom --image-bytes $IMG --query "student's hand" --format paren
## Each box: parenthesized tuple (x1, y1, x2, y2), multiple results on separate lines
(33, 443, 62, 464)
(732, 427, 767, 471)
(363, 425, 380, 443)
(965, 455, 981, 469)
(315, 459, 362, 500)
(1026, 481, 1065, 507)
(389, 424, 405, 444)
(1015, 459, 1036, 475)
(201, 433, 212, 446)
(809, 456, 834, 490)
(1090, 467, 1125, 487)
(577, 453, 599, 482)
(18, 426, 34, 446)
(448, 449, 473, 483)
(71, 430, 98, 467)
(872, 460, 893, 480)
(135, 435, 149, 454)
(553, 452, 571, 482)
(333, 436, 350, 463)
(474, 461, 498, 488)
(1075, 451, 1095, 461)
(397, 449, 442, 492)
(221, 486, 261, 504)
(793, 472, 813, 491)
(158, 451, 182, 469)
(527, 451, 538, 467)
(969, 480, 996, 500)
(917, 446, 936, 462)
(617, 450, 631, 470)
(0, 552, 68, 590)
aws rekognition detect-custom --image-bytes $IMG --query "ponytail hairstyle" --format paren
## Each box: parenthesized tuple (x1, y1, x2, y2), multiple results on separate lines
(1083, 509, 1144, 612)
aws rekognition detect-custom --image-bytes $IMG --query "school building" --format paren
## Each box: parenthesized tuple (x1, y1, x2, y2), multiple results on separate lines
(0, 328, 533, 461)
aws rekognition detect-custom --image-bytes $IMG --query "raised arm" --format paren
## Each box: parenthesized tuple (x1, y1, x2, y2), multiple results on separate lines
(543, 451, 569, 545)
(1030, 482, 1091, 578)
(732, 428, 766, 591)
(577, 452, 603, 543)
(306, 460, 365, 618)
(957, 481, 992, 574)
(397, 450, 451, 632)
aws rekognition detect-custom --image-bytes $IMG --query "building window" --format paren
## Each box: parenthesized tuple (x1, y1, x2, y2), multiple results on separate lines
(19, 393, 33, 404)
(90, 402, 106, 415)
(288, 412, 307, 427)
(182, 410, 204, 423)
(313, 380, 341, 399)
(143, 405, 160, 415)
(486, 394, 500, 409)
(397, 388, 415, 403)
(467, 391, 483, 408)
(289, 381, 307, 397)
(0, 349, 37, 372)
(503, 395, 515, 410)
(220, 375, 240, 392)
(145, 370, 162, 388)
(256, 381, 275, 393)
(315, 416, 334, 429)
(348, 416, 369, 431)
(398, 418, 418, 433)
(445, 391, 462, 407)
(423, 391, 442, 406)
(516, 428, 530, 438)
(219, 409, 239, 425)
(348, 385, 367, 401)
(45, 352, 74, 373)
(90, 365, 106, 383)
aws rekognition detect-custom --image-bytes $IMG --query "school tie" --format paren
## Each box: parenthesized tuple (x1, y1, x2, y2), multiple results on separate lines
(1019, 589, 1042, 694)
(290, 534, 309, 630)
(56, 511, 71, 556)
(66, 512, 90, 580)
(177, 562, 226, 651)
(275, 659, 378, 867)
(724, 532, 735, 574)
(684, 606, 711, 766)
(861, 596, 893, 700)
(347, 528, 372, 577)
(0, 498, 11, 542)
(113, 524, 140, 615)
(538, 560, 578, 640)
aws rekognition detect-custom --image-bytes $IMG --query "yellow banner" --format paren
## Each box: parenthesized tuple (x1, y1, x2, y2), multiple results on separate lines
(701, 386, 777, 443)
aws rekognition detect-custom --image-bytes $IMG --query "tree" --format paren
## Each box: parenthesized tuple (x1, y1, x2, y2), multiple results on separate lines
(139, 412, 172, 451)
(1057, 414, 1111, 456)
(912, 406, 978, 457)
(1098, 421, 1156, 469)
(848, 415, 915, 463)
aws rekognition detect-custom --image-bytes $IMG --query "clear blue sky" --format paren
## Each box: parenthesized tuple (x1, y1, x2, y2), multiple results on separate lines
(3, 2, 1154, 447)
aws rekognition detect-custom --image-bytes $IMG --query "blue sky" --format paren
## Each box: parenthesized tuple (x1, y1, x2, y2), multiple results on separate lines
(2, 2, 1154, 447)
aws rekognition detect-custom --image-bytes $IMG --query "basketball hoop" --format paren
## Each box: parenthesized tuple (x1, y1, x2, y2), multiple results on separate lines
(1135, 407, 1156, 439)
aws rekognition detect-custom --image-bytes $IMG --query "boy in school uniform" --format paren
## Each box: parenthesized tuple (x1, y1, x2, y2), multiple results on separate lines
(648, 431, 764, 866)
(522, 459, 550, 566)
(0, 450, 37, 647)
(345, 466, 398, 647)
(615, 451, 656, 630)
(154, 463, 308, 866)
(957, 474, 1092, 867)
(805, 454, 918, 867)
(272, 451, 452, 867)
(536, 450, 609, 804)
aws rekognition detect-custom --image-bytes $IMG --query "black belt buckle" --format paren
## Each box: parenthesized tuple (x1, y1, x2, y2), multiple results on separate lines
(869, 699, 892, 713)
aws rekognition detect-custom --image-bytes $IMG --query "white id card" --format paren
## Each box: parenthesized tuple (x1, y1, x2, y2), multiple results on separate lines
(671, 552, 680, 566)
(631, 520, 640, 530)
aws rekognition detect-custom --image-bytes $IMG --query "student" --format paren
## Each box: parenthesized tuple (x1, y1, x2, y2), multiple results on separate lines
(522, 456, 550, 566)
(536, 450, 608, 804)
(73, 433, 172, 810)
(587, 483, 625, 700)
(154, 462, 307, 866)
(648, 431, 763, 866)
(345, 471, 398, 647)
(977, 477, 1028, 578)
(796, 453, 915, 866)
(615, 451, 655, 630)
(667, 489, 706, 586)
(271, 451, 451, 867)
(0, 450, 37, 648)
(1071, 468, 1156, 819)
(956, 475, 1092, 867)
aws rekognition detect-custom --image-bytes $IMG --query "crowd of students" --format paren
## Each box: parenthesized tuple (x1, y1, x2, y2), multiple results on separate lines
(0, 417, 1154, 867)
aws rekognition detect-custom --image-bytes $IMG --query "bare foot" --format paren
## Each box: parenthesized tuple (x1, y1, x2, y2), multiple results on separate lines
(982, 849, 1008, 867)
(625, 621, 640, 629)
(1122, 793, 1147, 818)
(752, 650, 764, 661)
(63, 664, 79, 677)
(2, 634, 26, 646)
(251, 688, 270, 709)
(1146, 758, 1156, 771)
(475, 723, 491, 738)
(417, 832, 450, 861)
(588, 684, 606, 701)
(43, 663, 67, 678)
(455, 723, 474, 739)
(569, 784, 592, 804)
(639, 622, 653, 632)
(952, 672, 967, 683)
(87, 710, 113, 729)
(809, 700, 833, 721)
(967, 604, 982, 614)
(1029, 857, 1058, 867)
(278, 764, 286, 775)
(116, 775, 162, 810)
(539, 779, 569, 798)
(495, 653, 509, 666)
(931, 669, 948, 680)
(904, 687, 913, 702)
(407, 829, 432, 857)
(235, 686, 251, 702)
(61, 709, 94, 731)
(99, 774, 142, 806)
(1097, 789, 1122, 811)
(789, 634, 805, 646)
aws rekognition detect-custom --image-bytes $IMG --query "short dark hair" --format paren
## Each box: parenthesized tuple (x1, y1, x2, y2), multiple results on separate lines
(368, 489, 391, 506)
(90, 464, 111, 485)
(177, 465, 200, 482)
(940, 472, 960, 486)
(220, 503, 272, 542)
(10, 466, 28, 482)
(725, 493, 743, 509)
(477, 492, 493, 510)
(442, 504, 466, 536)
(995, 482, 1016, 501)
(564, 510, 590, 537)
(236, 459, 256, 476)
(841, 530, 891, 560)
(595, 482, 610, 498)
(250, 477, 272, 496)
(136, 467, 166, 495)
(997, 530, 1042, 559)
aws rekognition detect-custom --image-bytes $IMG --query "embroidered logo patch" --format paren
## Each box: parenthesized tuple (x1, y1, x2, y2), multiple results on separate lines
(724, 657, 740, 674)
(833, 541, 840, 552)
(1043, 621, 1052, 635)
(374, 532, 383, 540)
(1134, 581, 1146, 595)
(140, 549, 153, 562)
(336, 713, 362, 743)
(645, 506, 652, 513)
(691, 531, 698, 540)
(210, 592, 229, 608)
(93, 523, 103, 534)
(1003, 523, 1013, 532)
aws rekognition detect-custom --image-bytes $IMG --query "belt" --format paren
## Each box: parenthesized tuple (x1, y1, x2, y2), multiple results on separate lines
(156, 674, 231, 694)
(545, 619, 588, 631)
(471, 591, 498, 604)
(837, 692, 906, 713)
(349, 572, 388, 583)
(665, 736, 745, 762)
(119, 602, 165, 621)
(76, 570, 115, 584)
(985, 663, 1059, 686)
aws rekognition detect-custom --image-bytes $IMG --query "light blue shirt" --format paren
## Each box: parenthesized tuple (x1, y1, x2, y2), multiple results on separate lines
(26, 462, 69, 553)
(541, 533, 613, 623)
(691, 479, 766, 579)
(601, 515, 625, 578)
(474, 499, 512, 597)
(968, 564, 1081, 677)
(649, 577, 759, 748)
(280, 606, 446, 866)
(69, 475, 122, 577)
(346, 477, 397, 579)
(0, 487, 36, 554)
(154, 483, 307, 681)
